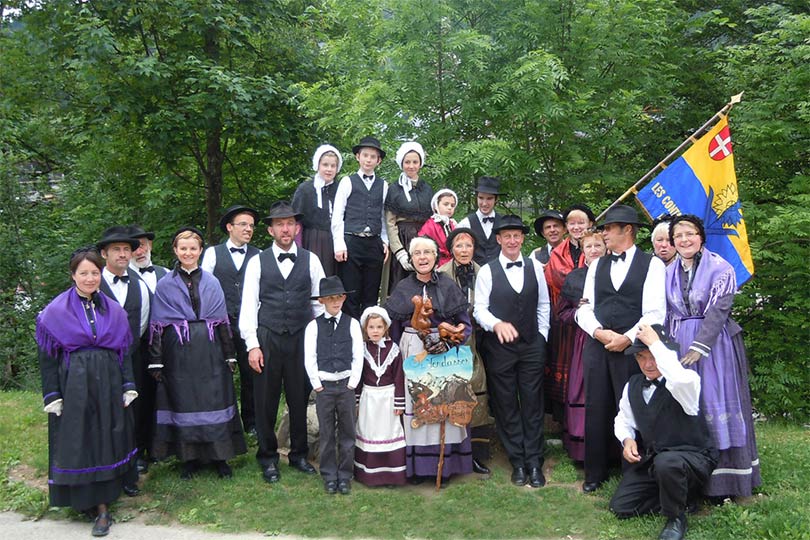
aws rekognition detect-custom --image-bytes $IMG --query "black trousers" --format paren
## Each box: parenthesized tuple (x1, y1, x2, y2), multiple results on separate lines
(230, 316, 255, 431)
(610, 450, 717, 518)
(583, 337, 641, 483)
(481, 334, 546, 469)
(314, 378, 356, 482)
(131, 339, 156, 458)
(338, 234, 384, 319)
(254, 327, 310, 467)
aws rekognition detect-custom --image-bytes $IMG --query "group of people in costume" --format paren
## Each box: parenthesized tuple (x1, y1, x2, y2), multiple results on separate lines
(36, 136, 759, 540)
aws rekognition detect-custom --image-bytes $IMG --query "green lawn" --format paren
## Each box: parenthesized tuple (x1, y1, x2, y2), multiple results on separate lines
(2, 390, 808, 539)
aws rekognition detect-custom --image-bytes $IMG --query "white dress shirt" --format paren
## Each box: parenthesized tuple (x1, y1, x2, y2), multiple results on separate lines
(238, 242, 325, 351)
(576, 245, 666, 341)
(201, 239, 256, 274)
(473, 253, 551, 340)
(614, 340, 702, 443)
(331, 170, 390, 253)
(303, 312, 364, 390)
(128, 260, 168, 294)
(102, 267, 150, 337)
(457, 209, 496, 240)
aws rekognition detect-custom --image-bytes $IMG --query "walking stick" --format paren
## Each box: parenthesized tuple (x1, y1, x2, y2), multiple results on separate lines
(436, 419, 446, 491)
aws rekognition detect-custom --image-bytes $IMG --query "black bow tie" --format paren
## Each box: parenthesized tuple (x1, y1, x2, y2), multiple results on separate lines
(326, 316, 338, 328)
(506, 260, 523, 269)
(609, 252, 627, 263)
(139, 266, 154, 274)
(362, 174, 373, 181)
(113, 275, 130, 284)
(230, 247, 245, 254)
(278, 252, 296, 263)
(643, 377, 663, 388)
(482, 216, 495, 223)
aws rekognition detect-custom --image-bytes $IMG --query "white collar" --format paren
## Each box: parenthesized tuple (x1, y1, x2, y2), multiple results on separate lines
(271, 242, 299, 257)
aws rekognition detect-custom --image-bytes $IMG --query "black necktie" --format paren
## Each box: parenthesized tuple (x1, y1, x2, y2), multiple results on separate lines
(139, 266, 154, 274)
(506, 261, 523, 269)
(609, 252, 627, 263)
(327, 316, 338, 329)
(230, 247, 245, 254)
(482, 216, 495, 223)
(643, 377, 663, 388)
(363, 174, 373, 181)
(278, 252, 296, 263)
(113, 275, 129, 284)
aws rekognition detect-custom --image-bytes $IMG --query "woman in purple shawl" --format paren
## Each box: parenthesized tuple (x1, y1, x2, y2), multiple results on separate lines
(665, 215, 760, 498)
(149, 227, 246, 480)
(36, 247, 138, 536)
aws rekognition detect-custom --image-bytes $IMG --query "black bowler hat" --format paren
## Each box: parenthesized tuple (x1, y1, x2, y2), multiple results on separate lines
(445, 226, 478, 253)
(126, 224, 155, 241)
(219, 204, 259, 233)
(533, 209, 564, 237)
(171, 226, 205, 247)
(474, 176, 505, 195)
(97, 226, 139, 251)
(597, 204, 647, 229)
(352, 136, 386, 159)
(312, 275, 354, 299)
(493, 215, 530, 235)
(624, 324, 680, 356)
(261, 201, 303, 225)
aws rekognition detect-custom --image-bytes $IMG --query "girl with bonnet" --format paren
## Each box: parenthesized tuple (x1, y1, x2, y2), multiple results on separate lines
(418, 188, 458, 267)
(292, 144, 343, 276)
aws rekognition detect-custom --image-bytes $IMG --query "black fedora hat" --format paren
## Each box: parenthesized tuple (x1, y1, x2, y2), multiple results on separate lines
(624, 324, 680, 356)
(126, 224, 155, 241)
(445, 226, 478, 253)
(261, 201, 303, 225)
(493, 215, 530, 235)
(474, 176, 505, 196)
(563, 204, 596, 224)
(219, 204, 259, 233)
(533, 209, 564, 236)
(171, 226, 205, 247)
(312, 275, 354, 299)
(97, 225, 139, 251)
(352, 136, 386, 159)
(597, 204, 646, 229)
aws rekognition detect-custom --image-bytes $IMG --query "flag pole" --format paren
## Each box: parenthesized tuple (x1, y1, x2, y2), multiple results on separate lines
(595, 92, 744, 222)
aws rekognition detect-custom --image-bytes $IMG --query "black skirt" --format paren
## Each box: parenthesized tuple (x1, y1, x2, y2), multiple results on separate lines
(152, 321, 247, 462)
(48, 348, 137, 512)
(301, 227, 336, 277)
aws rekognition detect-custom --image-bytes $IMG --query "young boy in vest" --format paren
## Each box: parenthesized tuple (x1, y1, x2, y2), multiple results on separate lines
(330, 136, 389, 318)
(456, 176, 505, 265)
(304, 276, 364, 495)
(611, 324, 717, 540)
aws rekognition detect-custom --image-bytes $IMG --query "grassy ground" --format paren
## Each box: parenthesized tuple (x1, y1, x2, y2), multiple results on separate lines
(2, 390, 809, 539)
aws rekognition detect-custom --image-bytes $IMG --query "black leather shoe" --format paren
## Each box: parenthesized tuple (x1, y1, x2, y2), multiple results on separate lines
(180, 461, 199, 480)
(262, 463, 280, 483)
(582, 481, 603, 493)
(511, 467, 527, 486)
(408, 475, 425, 485)
(528, 467, 546, 488)
(472, 459, 491, 475)
(91, 512, 112, 537)
(136, 458, 149, 474)
(289, 457, 316, 474)
(337, 479, 351, 495)
(215, 460, 232, 479)
(658, 514, 687, 540)
(324, 480, 337, 494)
(122, 483, 140, 497)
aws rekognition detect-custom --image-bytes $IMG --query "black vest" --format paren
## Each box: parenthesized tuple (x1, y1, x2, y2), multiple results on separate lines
(100, 271, 143, 343)
(593, 249, 652, 334)
(293, 179, 337, 231)
(154, 265, 168, 282)
(212, 242, 260, 318)
(315, 315, 354, 373)
(534, 244, 551, 265)
(257, 249, 313, 334)
(487, 257, 539, 344)
(628, 375, 714, 454)
(468, 212, 502, 266)
(344, 173, 385, 235)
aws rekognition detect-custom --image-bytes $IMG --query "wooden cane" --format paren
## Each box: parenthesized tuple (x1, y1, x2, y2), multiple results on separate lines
(436, 419, 446, 491)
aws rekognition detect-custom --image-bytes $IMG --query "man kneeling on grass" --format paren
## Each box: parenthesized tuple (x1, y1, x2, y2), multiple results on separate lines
(610, 324, 718, 540)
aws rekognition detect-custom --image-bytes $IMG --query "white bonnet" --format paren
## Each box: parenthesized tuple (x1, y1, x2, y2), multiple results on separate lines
(312, 144, 343, 172)
(360, 306, 391, 329)
(395, 141, 425, 170)
(430, 188, 458, 213)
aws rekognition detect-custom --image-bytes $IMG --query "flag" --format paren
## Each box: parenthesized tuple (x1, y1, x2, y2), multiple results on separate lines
(637, 116, 754, 286)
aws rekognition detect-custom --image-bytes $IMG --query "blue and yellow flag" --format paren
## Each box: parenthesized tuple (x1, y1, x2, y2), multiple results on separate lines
(637, 116, 754, 286)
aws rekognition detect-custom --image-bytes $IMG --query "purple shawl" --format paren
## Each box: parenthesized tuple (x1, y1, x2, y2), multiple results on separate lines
(150, 269, 229, 345)
(665, 247, 736, 329)
(36, 288, 132, 367)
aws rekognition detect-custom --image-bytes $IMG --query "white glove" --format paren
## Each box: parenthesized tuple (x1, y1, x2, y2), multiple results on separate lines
(44, 399, 63, 416)
(396, 250, 413, 272)
(123, 390, 139, 407)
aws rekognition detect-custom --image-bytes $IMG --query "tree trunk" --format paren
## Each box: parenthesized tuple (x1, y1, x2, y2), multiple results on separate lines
(203, 26, 223, 245)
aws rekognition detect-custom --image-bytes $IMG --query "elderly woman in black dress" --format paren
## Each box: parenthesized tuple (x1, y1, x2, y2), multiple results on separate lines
(37, 247, 138, 536)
